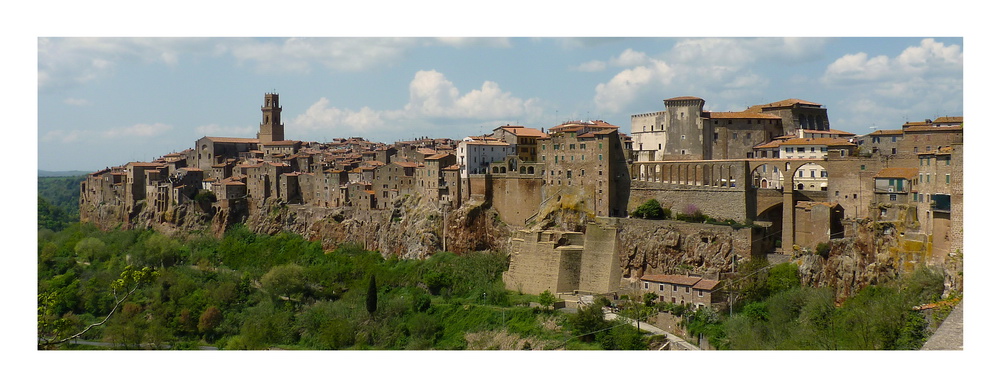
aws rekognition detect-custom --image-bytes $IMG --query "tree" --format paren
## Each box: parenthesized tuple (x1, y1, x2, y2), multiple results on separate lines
(198, 306, 223, 334)
(366, 274, 378, 318)
(261, 263, 306, 300)
(567, 302, 609, 342)
(538, 290, 558, 310)
(74, 237, 108, 262)
(38, 265, 157, 348)
(632, 199, 666, 219)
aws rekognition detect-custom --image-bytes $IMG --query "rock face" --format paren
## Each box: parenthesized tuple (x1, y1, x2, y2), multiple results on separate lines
(617, 219, 752, 282)
(85, 194, 512, 261)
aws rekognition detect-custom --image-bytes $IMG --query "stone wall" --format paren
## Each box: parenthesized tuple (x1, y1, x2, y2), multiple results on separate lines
(489, 176, 543, 226)
(578, 218, 623, 294)
(630, 183, 749, 222)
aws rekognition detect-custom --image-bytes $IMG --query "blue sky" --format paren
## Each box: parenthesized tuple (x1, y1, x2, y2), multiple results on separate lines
(37, 36, 963, 171)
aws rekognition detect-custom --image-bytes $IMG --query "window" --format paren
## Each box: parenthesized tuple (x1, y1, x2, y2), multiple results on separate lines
(946, 174, 951, 184)
(861, 165, 866, 171)
(580, 144, 586, 150)
(672, 285, 677, 292)
(918, 193, 923, 202)
(889, 194, 897, 201)
(891, 148, 897, 155)
(644, 282, 649, 290)
(659, 284, 664, 291)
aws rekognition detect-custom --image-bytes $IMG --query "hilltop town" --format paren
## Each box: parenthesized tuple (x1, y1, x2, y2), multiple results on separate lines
(79, 93, 963, 306)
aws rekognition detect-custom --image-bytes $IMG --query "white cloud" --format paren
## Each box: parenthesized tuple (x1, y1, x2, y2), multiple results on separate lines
(822, 38, 962, 85)
(40, 129, 86, 143)
(610, 49, 649, 67)
(102, 123, 172, 138)
(293, 70, 542, 135)
(822, 39, 963, 130)
(404, 70, 540, 119)
(293, 98, 390, 134)
(38, 37, 207, 91)
(574, 60, 606, 72)
(593, 60, 673, 113)
(588, 38, 824, 114)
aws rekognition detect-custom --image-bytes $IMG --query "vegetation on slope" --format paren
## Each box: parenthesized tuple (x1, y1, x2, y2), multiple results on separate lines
(38, 223, 634, 350)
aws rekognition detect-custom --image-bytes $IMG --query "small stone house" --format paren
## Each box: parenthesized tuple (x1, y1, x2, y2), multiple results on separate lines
(639, 274, 723, 308)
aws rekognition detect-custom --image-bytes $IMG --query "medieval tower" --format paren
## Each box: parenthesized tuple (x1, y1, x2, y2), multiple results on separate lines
(257, 93, 284, 143)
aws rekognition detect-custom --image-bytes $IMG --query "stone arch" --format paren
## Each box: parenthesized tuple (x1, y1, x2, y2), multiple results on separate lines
(519, 166, 526, 174)
(527, 166, 534, 174)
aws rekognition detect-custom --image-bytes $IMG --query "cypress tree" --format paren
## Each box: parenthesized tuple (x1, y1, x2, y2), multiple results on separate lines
(366, 274, 377, 318)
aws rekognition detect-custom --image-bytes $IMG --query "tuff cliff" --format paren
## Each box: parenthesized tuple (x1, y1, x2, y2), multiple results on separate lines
(84, 194, 512, 260)
(616, 219, 752, 281)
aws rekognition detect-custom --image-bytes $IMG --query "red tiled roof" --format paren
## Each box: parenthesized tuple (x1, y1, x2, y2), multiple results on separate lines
(933, 116, 963, 124)
(708, 112, 781, 119)
(868, 129, 903, 136)
(693, 279, 721, 291)
(902, 125, 963, 132)
(425, 153, 452, 160)
(640, 274, 701, 286)
(127, 162, 165, 168)
(753, 98, 823, 109)
(753, 140, 783, 149)
(780, 137, 855, 146)
(393, 161, 420, 168)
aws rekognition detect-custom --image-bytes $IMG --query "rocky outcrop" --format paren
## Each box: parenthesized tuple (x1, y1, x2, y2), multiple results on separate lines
(616, 219, 751, 281)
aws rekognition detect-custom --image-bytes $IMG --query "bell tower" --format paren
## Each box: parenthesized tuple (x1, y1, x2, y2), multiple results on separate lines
(258, 93, 284, 143)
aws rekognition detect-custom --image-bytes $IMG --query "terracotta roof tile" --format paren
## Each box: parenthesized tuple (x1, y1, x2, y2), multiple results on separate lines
(780, 137, 855, 146)
(693, 279, 721, 291)
(640, 274, 701, 286)
(708, 112, 782, 119)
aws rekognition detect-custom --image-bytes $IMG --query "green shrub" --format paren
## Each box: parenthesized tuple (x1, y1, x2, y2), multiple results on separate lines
(632, 199, 666, 219)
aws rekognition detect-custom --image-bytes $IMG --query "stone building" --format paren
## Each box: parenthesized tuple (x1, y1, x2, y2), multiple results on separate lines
(491, 125, 547, 162)
(457, 136, 514, 177)
(195, 137, 258, 171)
(631, 97, 827, 162)
(639, 274, 722, 308)
(536, 120, 631, 218)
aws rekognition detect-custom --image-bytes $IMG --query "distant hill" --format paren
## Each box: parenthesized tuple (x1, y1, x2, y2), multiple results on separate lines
(39, 170, 91, 177)
(38, 175, 86, 230)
